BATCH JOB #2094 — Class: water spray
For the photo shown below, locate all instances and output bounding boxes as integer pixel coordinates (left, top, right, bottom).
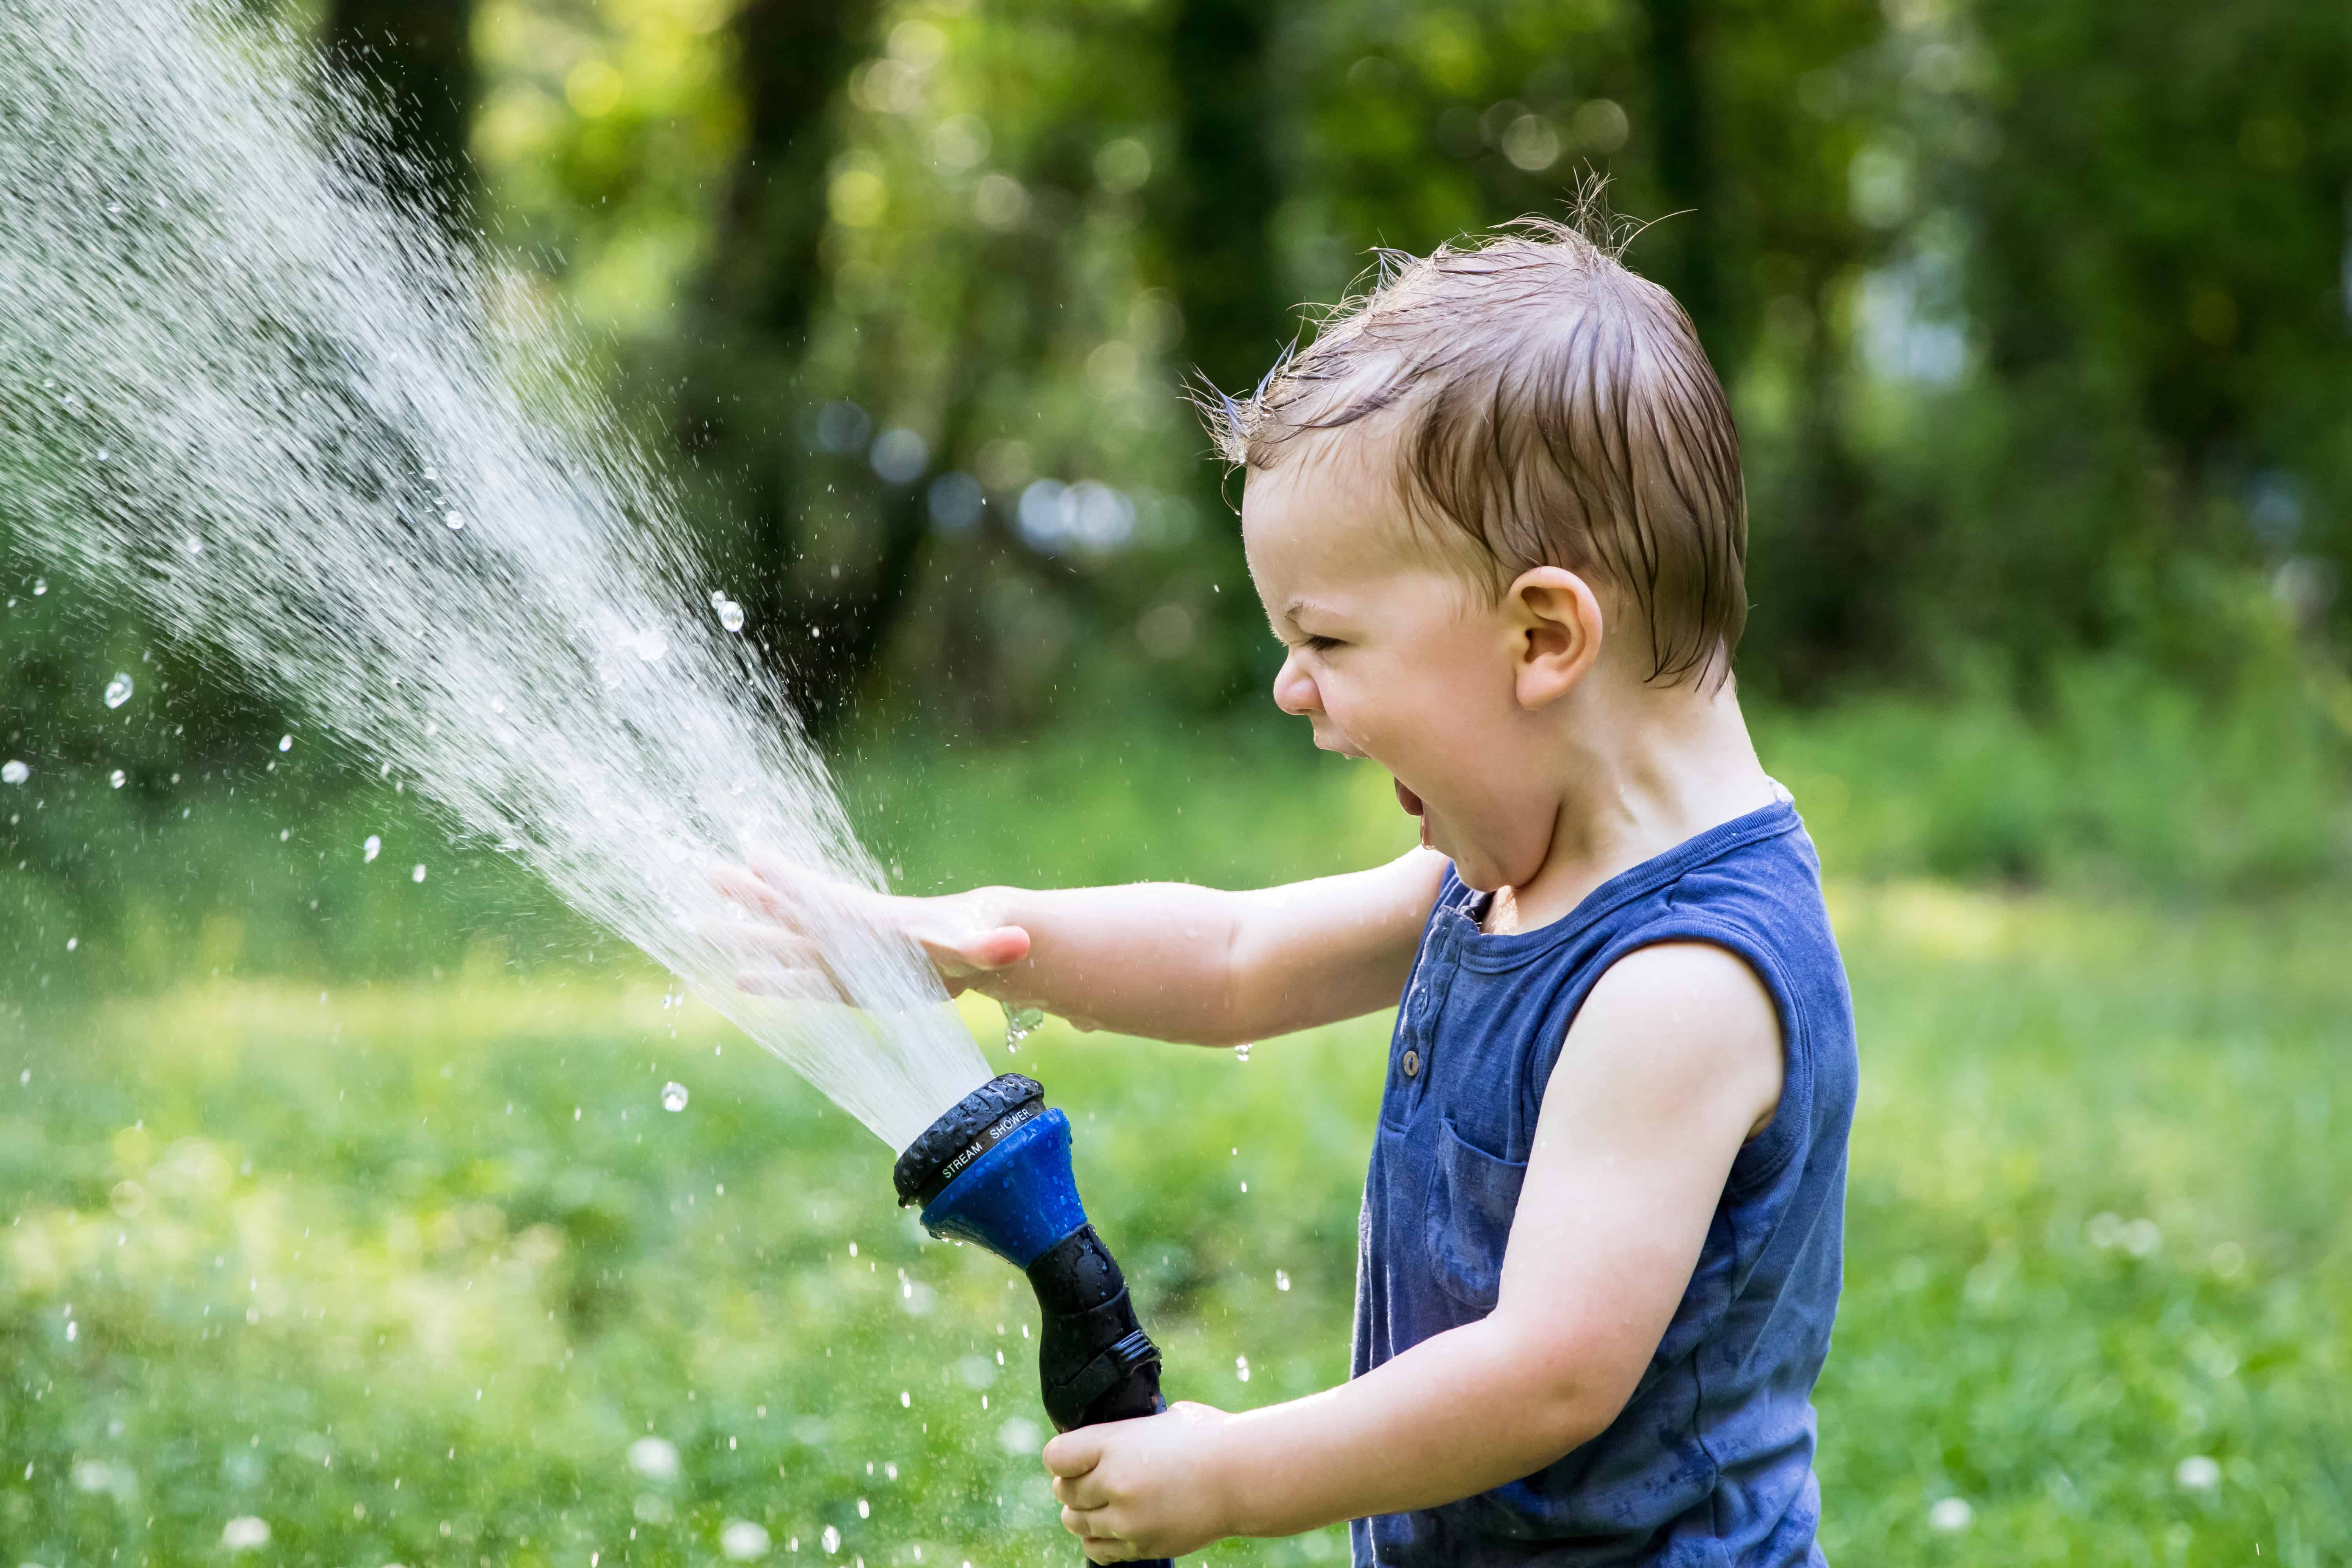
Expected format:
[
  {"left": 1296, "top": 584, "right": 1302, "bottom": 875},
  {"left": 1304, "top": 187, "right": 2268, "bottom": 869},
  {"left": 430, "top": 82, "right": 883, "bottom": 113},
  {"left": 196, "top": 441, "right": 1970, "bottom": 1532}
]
[
  {"left": 895, "top": 1074, "right": 1176, "bottom": 1568},
  {"left": 3, "top": 7, "right": 1173, "bottom": 1557}
]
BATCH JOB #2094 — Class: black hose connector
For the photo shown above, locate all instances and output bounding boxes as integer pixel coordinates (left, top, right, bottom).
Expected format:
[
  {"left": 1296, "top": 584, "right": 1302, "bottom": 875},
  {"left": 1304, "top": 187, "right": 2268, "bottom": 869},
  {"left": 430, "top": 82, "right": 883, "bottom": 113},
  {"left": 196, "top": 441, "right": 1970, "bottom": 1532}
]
[{"left": 1027, "top": 1223, "right": 1166, "bottom": 1431}]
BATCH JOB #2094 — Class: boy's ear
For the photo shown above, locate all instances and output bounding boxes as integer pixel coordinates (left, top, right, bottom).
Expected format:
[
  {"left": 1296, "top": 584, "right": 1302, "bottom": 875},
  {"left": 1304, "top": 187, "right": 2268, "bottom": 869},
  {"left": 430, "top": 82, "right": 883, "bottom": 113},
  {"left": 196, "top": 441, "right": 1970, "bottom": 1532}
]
[{"left": 1504, "top": 566, "right": 1603, "bottom": 709}]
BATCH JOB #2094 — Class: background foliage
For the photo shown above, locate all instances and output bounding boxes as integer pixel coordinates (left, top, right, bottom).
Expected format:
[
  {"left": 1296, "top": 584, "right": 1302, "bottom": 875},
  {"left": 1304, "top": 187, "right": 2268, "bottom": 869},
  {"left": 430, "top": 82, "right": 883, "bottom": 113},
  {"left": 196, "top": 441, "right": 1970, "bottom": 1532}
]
[{"left": 5, "top": 0, "right": 2352, "bottom": 1563}]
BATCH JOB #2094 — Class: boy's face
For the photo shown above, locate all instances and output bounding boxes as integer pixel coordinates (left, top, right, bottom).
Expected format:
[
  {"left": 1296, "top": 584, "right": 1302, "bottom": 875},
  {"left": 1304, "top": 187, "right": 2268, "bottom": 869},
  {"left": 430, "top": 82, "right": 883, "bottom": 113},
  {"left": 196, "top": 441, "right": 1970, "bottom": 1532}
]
[{"left": 1240, "top": 430, "right": 1575, "bottom": 893}]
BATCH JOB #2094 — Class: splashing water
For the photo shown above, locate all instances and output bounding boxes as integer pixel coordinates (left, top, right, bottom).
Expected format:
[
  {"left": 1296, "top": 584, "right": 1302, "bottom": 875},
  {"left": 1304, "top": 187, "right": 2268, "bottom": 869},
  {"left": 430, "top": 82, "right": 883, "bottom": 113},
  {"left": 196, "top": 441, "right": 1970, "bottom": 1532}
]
[
  {"left": 661, "top": 1081, "right": 690, "bottom": 1113},
  {"left": 103, "top": 672, "right": 134, "bottom": 709},
  {"left": 1000, "top": 1000, "right": 1045, "bottom": 1049},
  {"left": 0, "top": 0, "right": 989, "bottom": 1149}
]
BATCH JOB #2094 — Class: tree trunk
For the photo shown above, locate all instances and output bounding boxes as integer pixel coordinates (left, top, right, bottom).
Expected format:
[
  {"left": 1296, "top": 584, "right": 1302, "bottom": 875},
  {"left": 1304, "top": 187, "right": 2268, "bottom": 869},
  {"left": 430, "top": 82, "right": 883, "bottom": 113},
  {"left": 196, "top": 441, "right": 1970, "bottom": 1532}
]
[
  {"left": 1641, "top": 0, "right": 1721, "bottom": 362},
  {"left": 321, "top": 0, "right": 478, "bottom": 236},
  {"left": 1160, "top": 0, "right": 1290, "bottom": 398},
  {"left": 673, "top": 0, "right": 886, "bottom": 728}
]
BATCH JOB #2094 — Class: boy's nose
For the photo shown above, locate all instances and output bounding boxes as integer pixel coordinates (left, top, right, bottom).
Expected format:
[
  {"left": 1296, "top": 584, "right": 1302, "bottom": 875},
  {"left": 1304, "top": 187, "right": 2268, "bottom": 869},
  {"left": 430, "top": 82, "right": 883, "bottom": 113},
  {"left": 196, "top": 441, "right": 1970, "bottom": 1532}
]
[{"left": 1272, "top": 653, "right": 1321, "bottom": 717}]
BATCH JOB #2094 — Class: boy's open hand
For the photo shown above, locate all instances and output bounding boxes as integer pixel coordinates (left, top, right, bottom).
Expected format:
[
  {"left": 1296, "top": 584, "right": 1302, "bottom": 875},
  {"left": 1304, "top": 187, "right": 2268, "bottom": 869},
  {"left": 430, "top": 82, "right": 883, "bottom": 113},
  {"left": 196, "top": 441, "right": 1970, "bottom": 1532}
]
[
  {"left": 1044, "top": 1403, "right": 1238, "bottom": 1563},
  {"left": 708, "top": 851, "right": 1031, "bottom": 1002}
]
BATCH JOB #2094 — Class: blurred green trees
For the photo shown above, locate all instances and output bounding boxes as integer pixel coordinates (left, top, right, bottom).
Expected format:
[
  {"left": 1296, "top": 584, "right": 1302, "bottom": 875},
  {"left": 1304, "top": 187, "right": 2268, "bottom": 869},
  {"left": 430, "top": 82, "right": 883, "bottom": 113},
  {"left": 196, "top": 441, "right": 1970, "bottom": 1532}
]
[
  {"left": 5, "top": 0, "right": 2350, "bottom": 884},
  {"left": 16, "top": 0, "right": 2352, "bottom": 719},
  {"left": 446, "top": 0, "right": 2352, "bottom": 715}
]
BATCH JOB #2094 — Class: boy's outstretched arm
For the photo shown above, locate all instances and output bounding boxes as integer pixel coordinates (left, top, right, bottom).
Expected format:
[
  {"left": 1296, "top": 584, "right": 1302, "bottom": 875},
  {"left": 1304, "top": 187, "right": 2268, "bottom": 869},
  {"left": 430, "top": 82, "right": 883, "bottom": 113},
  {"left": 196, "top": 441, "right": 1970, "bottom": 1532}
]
[
  {"left": 713, "top": 847, "right": 1448, "bottom": 1047},
  {"left": 1042, "top": 941, "right": 1786, "bottom": 1563}
]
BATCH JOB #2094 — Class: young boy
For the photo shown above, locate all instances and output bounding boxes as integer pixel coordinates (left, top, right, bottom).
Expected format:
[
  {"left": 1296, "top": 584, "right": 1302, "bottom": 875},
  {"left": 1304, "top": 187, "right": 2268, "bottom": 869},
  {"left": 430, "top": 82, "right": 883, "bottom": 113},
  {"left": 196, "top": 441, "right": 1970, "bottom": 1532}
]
[{"left": 731, "top": 218, "right": 1854, "bottom": 1566}]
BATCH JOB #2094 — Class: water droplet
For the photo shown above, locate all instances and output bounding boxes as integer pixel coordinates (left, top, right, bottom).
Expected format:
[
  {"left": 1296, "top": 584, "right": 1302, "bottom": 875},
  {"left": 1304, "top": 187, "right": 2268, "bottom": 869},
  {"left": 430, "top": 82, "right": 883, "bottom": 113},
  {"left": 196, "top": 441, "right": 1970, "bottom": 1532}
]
[
  {"left": 1927, "top": 1497, "right": 1972, "bottom": 1532},
  {"left": 363, "top": 835, "right": 381, "bottom": 862},
  {"left": 109, "top": 769, "right": 126, "bottom": 789},
  {"left": 410, "top": 864, "right": 427, "bottom": 883},
  {"left": 0, "top": 760, "right": 25, "bottom": 785},
  {"left": 1000, "top": 1001, "right": 1044, "bottom": 1048},
  {"left": 1234, "top": 1355, "right": 1250, "bottom": 1382},
  {"left": 94, "top": 446, "right": 109, "bottom": 463},
  {"left": 722, "top": 1519, "right": 772, "bottom": 1561},
  {"left": 31, "top": 578, "right": 47, "bottom": 595},
  {"left": 444, "top": 510, "right": 465, "bottom": 530},
  {"left": 103, "top": 673, "right": 134, "bottom": 708},
  {"left": 626, "top": 1436, "right": 680, "bottom": 1481},
  {"left": 719, "top": 599, "right": 746, "bottom": 633},
  {"left": 1275, "top": 1269, "right": 1290, "bottom": 1291},
  {"left": 661, "top": 1082, "right": 689, "bottom": 1113},
  {"left": 2175, "top": 1455, "right": 2221, "bottom": 1491},
  {"left": 898, "top": 1390, "right": 911, "bottom": 1407},
  {"left": 278, "top": 734, "right": 294, "bottom": 752},
  {"left": 822, "top": 1526, "right": 842, "bottom": 1555},
  {"left": 1235, "top": 1042, "right": 1252, "bottom": 1062},
  {"left": 857, "top": 1499, "right": 870, "bottom": 1519},
  {"left": 221, "top": 1515, "right": 271, "bottom": 1550}
]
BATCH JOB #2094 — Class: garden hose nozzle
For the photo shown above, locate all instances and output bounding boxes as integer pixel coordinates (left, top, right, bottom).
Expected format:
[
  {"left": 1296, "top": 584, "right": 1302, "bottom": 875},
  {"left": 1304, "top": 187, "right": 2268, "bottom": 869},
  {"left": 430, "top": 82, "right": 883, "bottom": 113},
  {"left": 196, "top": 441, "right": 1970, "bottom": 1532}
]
[{"left": 895, "top": 1074, "right": 1174, "bottom": 1565}]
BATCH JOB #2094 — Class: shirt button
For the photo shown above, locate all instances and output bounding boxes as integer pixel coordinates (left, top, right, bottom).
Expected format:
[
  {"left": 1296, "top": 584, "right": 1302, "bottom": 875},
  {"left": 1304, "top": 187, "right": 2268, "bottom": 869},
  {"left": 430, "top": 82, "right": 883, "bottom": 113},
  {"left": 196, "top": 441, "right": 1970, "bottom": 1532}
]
[{"left": 1401, "top": 1049, "right": 1420, "bottom": 1078}]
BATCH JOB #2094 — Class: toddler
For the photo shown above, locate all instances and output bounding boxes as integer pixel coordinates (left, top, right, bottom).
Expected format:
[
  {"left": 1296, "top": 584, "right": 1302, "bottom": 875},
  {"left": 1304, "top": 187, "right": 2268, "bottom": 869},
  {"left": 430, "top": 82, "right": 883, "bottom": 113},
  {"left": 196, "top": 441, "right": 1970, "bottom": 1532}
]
[{"left": 726, "top": 216, "right": 1855, "bottom": 1567}]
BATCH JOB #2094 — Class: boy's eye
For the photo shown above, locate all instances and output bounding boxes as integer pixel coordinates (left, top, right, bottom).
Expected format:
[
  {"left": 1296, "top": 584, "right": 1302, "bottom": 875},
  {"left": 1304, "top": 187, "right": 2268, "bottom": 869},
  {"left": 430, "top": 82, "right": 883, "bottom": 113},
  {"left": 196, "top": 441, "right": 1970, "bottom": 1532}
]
[{"left": 1302, "top": 634, "right": 1342, "bottom": 652}]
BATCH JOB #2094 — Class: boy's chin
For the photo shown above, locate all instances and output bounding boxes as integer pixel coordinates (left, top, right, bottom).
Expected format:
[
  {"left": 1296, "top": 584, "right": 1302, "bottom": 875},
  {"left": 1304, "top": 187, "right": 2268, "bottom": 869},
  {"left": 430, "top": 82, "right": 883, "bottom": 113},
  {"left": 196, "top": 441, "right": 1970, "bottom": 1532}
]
[{"left": 1443, "top": 840, "right": 1541, "bottom": 895}]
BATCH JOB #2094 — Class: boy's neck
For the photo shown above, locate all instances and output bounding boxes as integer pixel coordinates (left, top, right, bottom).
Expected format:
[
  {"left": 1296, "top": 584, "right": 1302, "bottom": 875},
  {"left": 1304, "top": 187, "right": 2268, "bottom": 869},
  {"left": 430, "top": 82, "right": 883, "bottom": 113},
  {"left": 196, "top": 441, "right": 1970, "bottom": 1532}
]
[{"left": 1485, "top": 672, "right": 1777, "bottom": 936}]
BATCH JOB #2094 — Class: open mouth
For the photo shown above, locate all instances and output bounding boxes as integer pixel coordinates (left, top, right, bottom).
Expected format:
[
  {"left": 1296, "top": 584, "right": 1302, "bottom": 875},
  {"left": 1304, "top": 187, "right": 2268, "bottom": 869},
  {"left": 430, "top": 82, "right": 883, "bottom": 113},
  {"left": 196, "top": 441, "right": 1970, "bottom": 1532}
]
[{"left": 1394, "top": 776, "right": 1432, "bottom": 848}]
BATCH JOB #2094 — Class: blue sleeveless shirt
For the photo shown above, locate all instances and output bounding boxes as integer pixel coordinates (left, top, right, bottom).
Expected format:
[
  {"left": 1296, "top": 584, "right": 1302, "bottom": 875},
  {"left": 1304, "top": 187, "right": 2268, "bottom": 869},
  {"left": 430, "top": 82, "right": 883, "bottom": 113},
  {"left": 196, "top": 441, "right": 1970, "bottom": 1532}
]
[{"left": 1350, "top": 797, "right": 1854, "bottom": 1567}]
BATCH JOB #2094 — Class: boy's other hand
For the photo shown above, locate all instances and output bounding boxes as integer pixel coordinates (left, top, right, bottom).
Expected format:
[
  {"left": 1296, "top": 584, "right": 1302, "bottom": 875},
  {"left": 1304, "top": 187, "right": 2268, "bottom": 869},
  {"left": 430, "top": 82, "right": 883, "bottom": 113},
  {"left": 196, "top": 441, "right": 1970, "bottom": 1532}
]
[
  {"left": 708, "top": 851, "right": 1031, "bottom": 1002},
  {"left": 1044, "top": 1402, "right": 1240, "bottom": 1562}
]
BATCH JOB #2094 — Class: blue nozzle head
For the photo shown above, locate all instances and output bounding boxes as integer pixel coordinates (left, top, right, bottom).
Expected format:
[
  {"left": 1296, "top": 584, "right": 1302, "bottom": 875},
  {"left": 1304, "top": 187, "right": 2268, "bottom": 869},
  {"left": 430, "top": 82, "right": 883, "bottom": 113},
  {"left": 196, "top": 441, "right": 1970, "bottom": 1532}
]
[
  {"left": 893, "top": 1073, "right": 1169, "bottom": 1457},
  {"left": 893, "top": 1073, "right": 1088, "bottom": 1267}
]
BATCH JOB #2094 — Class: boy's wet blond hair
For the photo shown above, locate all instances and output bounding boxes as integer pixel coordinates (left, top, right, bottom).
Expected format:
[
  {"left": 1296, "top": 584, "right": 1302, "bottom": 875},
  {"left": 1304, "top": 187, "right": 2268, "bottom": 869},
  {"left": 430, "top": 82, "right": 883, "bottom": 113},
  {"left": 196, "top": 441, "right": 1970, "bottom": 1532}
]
[{"left": 1206, "top": 205, "right": 1747, "bottom": 687}]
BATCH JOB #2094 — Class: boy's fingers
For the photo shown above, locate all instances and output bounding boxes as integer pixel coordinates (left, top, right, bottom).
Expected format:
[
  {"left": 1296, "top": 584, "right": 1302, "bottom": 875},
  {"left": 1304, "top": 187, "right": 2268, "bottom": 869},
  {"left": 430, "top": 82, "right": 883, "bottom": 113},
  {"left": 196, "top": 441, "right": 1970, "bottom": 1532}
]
[
  {"left": 944, "top": 924, "right": 1031, "bottom": 975},
  {"left": 1059, "top": 1504, "right": 1126, "bottom": 1543},
  {"left": 1041, "top": 1429, "right": 1100, "bottom": 1478},
  {"left": 1078, "top": 1533, "right": 1136, "bottom": 1564},
  {"left": 700, "top": 918, "right": 828, "bottom": 968},
  {"left": 744, "top": 850, "right": 878, "bottom": 920},
  {"left": 734, "top": 964, "right": 848, "bottom": 1004},
  {"left": 707, "top": 862, "right": 799, "bottom": 927},
  {"left": 1050, "top": 1471, "right": 1110, "bottom": 1510}
]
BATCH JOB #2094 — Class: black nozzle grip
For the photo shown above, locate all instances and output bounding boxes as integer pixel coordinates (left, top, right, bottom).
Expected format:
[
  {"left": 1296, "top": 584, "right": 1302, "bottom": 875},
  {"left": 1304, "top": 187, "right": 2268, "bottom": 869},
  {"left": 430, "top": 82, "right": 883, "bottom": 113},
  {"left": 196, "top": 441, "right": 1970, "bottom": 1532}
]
[
  {"left": 1027, "top": 1225, "right": 1176, "bottom": 1566},
  {"left": 1027, "top": 1224, "right": 1165, "bottom": 1429}
]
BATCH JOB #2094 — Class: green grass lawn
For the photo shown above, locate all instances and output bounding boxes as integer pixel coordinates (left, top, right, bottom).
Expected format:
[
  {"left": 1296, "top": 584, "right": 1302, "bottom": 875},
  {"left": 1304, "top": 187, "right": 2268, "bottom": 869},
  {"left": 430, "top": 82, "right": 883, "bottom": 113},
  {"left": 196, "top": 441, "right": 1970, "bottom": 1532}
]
[
  {"left": 3, "top": 716, "right": 2349, "bottom": 1566},
  {"left": 4, "top": 879, "right": 2347, "bottom": 1566}
]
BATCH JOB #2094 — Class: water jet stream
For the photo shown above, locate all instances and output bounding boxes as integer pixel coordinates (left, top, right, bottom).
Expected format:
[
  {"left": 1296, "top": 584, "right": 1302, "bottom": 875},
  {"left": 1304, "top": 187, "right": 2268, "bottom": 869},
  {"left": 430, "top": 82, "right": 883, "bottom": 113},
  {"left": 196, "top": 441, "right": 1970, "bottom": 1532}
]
[
  {"left": 0, "top": 4, "right": 1176, "bottom": 1545},
  {"left": 0, "top": 0, "right": 986, "bottom": 1148}
]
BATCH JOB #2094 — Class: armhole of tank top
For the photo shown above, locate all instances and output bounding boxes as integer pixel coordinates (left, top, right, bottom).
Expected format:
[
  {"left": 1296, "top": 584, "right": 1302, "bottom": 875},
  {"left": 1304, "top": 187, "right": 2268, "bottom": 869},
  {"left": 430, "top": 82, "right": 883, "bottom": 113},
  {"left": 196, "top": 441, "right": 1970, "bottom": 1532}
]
[{"left": 1537, "top": 920, "right": 1813, "bottom": 1193}]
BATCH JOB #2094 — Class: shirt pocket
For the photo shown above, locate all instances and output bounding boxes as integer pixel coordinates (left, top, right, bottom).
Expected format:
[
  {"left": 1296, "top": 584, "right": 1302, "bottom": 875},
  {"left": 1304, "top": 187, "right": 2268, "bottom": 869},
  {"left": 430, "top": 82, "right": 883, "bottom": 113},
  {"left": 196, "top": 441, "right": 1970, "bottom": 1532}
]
[{"left": 1421, "top": 1117, "right": 1528, "bottom": 1313}]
